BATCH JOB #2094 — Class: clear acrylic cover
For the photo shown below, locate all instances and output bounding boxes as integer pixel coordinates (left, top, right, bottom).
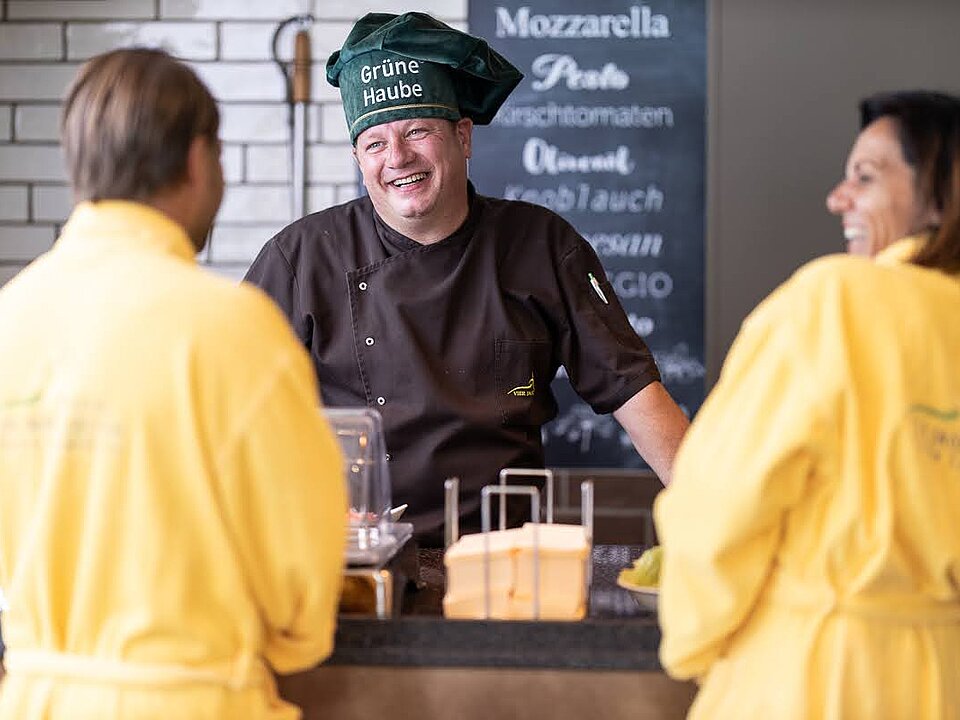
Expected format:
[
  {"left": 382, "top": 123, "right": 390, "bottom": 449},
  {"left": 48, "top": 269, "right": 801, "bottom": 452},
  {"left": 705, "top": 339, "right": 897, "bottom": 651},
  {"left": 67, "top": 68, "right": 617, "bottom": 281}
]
[{"left": 322, "top": 407, "right": 410, "bottom": 566}]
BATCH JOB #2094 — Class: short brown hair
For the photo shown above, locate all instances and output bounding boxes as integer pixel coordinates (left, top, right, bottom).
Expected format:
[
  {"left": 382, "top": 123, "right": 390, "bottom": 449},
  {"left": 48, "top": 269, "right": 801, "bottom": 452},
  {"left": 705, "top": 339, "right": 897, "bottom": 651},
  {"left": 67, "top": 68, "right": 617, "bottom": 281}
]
[
  {"left": 61, "top": 47, "right": 219, "bottom": 202},
  {"left": 860, "top": 91, "right": 960, "bottom": 273}
]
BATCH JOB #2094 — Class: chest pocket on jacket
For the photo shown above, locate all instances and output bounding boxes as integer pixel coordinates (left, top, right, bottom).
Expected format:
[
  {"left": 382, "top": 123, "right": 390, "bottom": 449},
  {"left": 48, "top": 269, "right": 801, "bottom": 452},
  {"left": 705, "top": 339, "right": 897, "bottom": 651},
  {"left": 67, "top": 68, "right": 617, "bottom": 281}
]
[{"left": 495, "top": 339, "right": 554, "bottom": 426}]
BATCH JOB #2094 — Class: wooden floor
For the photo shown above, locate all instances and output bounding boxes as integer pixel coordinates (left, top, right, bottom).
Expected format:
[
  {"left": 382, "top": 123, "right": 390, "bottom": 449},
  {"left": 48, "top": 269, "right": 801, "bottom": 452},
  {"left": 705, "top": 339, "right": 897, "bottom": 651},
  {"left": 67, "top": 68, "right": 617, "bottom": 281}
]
[{"left": 278, "top": 665, "right": 697, "bottom": 720}]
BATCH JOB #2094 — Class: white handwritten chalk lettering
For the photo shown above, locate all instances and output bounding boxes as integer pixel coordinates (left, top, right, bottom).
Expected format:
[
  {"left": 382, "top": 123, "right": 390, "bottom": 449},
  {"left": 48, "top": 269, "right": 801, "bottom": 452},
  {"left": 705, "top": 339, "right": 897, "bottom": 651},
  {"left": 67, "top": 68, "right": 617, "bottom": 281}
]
[
  {"left": 503, "top": 183, "right": 580, "bottom": 211},
  {"left": 589, "top": 185, "right": 663, "bottom": 212},
  {"left": 362, "top": 80, "right": 424, "bottom": 107},
  {"left": 503, "top": 182, "right": 664, "bottom": 213},
  {"left": 522, "top": 138, "right": 635, "bottom": 175},
  {"left": 496, "top": 6, "right": 670, "bottom": 39},
  {"left": 546, "top": 403, "right": 619, "bottom": 453},
  {"left": 627, "top": 313, "right": 655, "bottom": 337},
  {"left": 653, "top": 344, "right": 706, "bottom": 384},
  {"left": 360, "top": 57, "right": 421, "bottom": 83},
  {"left": 584, "top": 231, "right": 663, "bottom": 257},
  {"left": 609, "top": 270, "right": 673, "bottom": 299},
  {"left": 530, "top": 54, "right": 629, "bottom": 91},
  {"left": 494, "top": 103, "right": 674, "bottom": 129}
]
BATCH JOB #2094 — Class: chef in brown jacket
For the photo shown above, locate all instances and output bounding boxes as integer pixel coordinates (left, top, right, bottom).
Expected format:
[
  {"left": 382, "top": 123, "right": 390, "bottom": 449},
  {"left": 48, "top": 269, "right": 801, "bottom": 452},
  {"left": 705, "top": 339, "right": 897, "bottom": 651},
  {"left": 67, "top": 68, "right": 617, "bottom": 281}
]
[{"left": 245, "top": 11, "right": 690, "bottom": 546}]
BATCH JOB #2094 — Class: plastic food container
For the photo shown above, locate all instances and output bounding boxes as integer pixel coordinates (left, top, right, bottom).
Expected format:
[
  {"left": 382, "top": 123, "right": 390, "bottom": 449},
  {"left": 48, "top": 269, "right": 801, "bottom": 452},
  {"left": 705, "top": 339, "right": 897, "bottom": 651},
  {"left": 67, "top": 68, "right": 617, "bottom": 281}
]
[{"left": 323, "top": 407, "right": 412, "bottom": 566}]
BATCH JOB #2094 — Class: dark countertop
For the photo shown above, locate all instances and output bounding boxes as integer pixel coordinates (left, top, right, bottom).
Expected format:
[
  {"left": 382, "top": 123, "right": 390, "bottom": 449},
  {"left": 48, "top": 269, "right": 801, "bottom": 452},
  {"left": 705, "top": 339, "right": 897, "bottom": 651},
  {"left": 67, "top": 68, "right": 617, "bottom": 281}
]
[{"left": 328, "top": 544, "right": 665, "bottom": 671}]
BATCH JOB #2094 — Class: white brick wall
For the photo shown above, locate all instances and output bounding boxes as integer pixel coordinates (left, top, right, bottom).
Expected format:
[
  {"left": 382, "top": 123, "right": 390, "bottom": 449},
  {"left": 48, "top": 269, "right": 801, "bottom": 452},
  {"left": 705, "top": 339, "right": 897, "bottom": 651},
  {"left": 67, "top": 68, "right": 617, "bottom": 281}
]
[
  {"left": 0, "top": 24, "right": 63, "bottom": 60},
  {"left": 160, "top": 0, "right": 314, "bottom": 21},
  {"left": 0, "top": 187, "right": 29, "bottom": 222},
  {"left": 0, "top": 65, "right": 81, "bottom": 101},
  {"left": 0, "top": 265, "right": 21, "bottom": 286},
  {"left": 219, "top": 104, "right": 288, "bottom": 143},
  {"left": 0, "top": 105, "right": 11, "bottom": 141},
  {"left": 15, "top": 105, "right": 60, "bottom": 142},
  {"left": 246, "top": 145, "right": 290, "bottom": 183},
  {"left": 313, "top": 103, "right": 350, "bottom": 144},
  {"left": 191, "top": 62, "right": 287, "bottom": 102},
  {"left": 209, "top": 224, "right": 284, "bottom": 263},
  {"left": 219, "top": 185, "right": 290, "bottom": 224},
  {"left": 307, "top": 144, "right": 356, "bottom": 183},
  {"left": 316, "top": 0, "right": 465, "bottom": 20},
  {"left": 219, "top": 22, "right": 277, "bottom": 62},
  {"left": 0, "top": 225, "right": 56, "bottom": 260},
  {"left": 221, "top": 145, "right": 244, "bottom": 184},
  {"left": 67, "top": 23, "right": 218, "bottom": 61},
  {"left": 8, "top": 1, "right": 154, "bottom": 20},
  {"left": 308, "top": 185, "right": 337, "bottom": 213},
  {"left": 220, "top": 21, "right": 353, "bottom": 62},
  {"left": 0, "top": 0, "right": 467, "bottom": 287},
  {"left": 0, "top": 146, "right": 67, "bottom": 182},
  {"left": 32, "top": 185, "right": 72, "bottom": 223}
]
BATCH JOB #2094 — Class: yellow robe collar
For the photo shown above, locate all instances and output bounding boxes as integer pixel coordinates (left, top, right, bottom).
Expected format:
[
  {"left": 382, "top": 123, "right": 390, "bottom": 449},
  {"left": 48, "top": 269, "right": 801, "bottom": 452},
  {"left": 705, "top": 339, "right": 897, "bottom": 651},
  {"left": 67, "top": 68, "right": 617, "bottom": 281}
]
[
  {"left": 874, "top": 235, "right": 927, "bottom": 267},
  {"left": 57, "top": 200, "right": 197, "bottom": 263}
]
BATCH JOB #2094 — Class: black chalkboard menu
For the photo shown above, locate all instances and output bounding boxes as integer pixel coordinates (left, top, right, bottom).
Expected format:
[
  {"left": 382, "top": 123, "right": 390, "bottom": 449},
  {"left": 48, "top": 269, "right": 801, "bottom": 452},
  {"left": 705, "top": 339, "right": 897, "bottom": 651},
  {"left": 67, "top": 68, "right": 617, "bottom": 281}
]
[{"left": 468, "top": 0, "right": 706, "bottom": 469}]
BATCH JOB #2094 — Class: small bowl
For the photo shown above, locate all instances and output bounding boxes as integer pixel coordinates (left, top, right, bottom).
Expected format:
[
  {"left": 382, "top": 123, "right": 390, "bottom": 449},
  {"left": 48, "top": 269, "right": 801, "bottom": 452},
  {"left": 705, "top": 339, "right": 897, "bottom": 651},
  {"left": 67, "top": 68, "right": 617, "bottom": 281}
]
[{"left": 616, "top": 577, "right": 659, "bottom": 612}]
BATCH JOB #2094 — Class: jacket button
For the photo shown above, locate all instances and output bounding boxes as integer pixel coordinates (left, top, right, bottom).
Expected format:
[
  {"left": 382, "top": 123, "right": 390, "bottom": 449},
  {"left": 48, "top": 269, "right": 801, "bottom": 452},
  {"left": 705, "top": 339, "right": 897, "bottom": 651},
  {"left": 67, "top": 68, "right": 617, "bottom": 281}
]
[
  {"left": 385, "top": 453, "right": 391, "bottom": 461},
  {"left": 359, "top": 282, "right": 368, "bottom": 291},
  {"left": 376, "top": 396, "right": 385, "bottom": 405},
  {"left": 365, "top": 337, "right": 375, "bottom": 346}
]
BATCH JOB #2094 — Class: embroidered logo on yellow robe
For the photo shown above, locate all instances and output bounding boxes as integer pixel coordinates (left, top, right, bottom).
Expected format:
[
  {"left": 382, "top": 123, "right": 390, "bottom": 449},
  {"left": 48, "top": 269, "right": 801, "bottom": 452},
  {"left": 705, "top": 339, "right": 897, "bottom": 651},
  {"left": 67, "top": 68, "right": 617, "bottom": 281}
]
[{"left": 909, "top": 403, "right": 960, "bottom": 468}]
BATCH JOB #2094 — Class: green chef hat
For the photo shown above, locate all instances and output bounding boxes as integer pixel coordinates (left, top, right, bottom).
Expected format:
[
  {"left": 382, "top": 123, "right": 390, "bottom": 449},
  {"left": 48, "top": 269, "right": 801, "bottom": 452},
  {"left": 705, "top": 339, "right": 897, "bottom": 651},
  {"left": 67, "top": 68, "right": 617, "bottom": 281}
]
[{"left": 326, "top": 12, "right": 523, "bottom": 143}]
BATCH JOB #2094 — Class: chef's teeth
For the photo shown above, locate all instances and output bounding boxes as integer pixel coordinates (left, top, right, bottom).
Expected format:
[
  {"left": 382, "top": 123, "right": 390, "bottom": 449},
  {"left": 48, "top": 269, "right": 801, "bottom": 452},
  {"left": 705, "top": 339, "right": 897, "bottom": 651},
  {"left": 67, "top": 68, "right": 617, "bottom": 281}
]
[
  {"left": 844, "top": 227, "right": 864, "bottom": 240},
  {"left": 393, "top": 173, "right": 427, "bottom": 187}
]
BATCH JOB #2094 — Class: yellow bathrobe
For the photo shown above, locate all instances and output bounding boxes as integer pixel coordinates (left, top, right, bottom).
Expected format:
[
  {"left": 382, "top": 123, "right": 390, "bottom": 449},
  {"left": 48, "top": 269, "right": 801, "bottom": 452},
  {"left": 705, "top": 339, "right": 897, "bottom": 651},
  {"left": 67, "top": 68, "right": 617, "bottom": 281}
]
[
  {"left": 0, "top": 202, "right": 346, "bottom": 719},
  {"left": 656, "top": 238, "right": 960, "bottom": 719}
]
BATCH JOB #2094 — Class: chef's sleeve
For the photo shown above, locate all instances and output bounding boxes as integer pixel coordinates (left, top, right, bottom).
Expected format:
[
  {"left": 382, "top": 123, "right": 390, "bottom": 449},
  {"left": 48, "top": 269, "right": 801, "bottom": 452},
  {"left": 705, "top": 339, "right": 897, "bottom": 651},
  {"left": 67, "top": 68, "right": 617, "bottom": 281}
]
[
  {"left": 556, "top": 240, "right": 661, "bottom": 414},
  {"left": 245, "top": 239, "right": 310, "bottom": 343},
  {"left": 653, "top": 277, "right": 828, "bottom": 680},
  {"left": 215, "top": 340, "right": 347, "bottom": 674}
]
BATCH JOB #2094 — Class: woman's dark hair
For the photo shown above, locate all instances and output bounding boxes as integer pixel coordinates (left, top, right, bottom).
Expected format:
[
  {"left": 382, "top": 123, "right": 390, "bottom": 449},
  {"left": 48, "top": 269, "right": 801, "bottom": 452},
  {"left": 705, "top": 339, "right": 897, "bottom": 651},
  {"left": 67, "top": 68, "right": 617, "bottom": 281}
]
[
  {"left": 61, "top": 48, "right": 219, "bottom": 203},
  {"left": 860, "top": 90, "right": 960, "bottom": 272}
]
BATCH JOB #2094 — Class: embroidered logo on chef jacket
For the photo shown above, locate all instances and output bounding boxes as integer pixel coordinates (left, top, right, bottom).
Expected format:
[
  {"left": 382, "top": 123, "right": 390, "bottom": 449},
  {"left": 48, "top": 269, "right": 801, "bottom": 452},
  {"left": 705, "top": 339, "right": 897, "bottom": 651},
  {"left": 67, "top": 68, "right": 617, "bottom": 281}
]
[{"left": 507, "top": 373, "right": 535, "bottom": 397}]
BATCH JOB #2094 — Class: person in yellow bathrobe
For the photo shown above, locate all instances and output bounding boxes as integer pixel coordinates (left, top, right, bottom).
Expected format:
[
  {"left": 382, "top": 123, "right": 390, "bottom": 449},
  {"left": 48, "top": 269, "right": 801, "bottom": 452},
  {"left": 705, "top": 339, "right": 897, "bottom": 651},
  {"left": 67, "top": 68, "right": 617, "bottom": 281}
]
[
  {"left": 655, "top": 90, "right": 960, "bottom": 719},
  {"left": 0, "top": 49, "right": 346, "bottom": 719}
]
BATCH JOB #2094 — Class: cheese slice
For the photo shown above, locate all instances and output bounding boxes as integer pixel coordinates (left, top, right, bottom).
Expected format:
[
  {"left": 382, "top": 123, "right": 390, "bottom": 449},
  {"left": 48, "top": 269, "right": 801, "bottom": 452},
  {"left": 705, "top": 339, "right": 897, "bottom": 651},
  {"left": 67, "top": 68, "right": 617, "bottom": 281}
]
[{"left": 443, "top": 523, "right": 589, "bottom": 621}]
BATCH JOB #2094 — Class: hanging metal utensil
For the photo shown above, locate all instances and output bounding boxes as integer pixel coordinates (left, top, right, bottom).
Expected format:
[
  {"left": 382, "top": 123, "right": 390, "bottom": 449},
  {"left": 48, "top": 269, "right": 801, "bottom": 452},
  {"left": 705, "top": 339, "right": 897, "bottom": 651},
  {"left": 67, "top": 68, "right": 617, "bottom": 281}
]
[
  {"left": 291, "top": 27, "right": 311, "bottom": 220},
  {"left": 272, "top": 15, "right": 314, "bottom": 221}
]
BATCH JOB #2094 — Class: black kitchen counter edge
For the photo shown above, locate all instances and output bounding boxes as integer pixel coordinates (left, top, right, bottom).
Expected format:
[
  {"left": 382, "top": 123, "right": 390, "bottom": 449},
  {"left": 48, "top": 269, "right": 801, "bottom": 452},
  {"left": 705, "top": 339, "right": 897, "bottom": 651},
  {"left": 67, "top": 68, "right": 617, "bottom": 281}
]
[{"left": 325, "top": 544, "right": 665, "bottom": 671}]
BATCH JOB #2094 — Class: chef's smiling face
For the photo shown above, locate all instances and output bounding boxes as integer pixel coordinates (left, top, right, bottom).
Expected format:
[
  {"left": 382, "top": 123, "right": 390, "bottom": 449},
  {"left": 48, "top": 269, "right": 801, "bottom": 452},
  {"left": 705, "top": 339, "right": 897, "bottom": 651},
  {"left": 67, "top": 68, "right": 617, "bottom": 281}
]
[
  {"left": 826, "top": 116, "right": 939, "bottom": 257},
  {"left": 354, "top": 117, "right": 473, "bottom": 243}
]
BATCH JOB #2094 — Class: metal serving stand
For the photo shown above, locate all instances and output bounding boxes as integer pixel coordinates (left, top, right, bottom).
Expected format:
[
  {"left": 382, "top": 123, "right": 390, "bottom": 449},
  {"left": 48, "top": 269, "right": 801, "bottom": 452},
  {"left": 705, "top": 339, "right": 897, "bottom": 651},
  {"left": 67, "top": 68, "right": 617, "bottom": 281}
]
[{"left": 444, "top": 470, "right": 594, "bottom": 620}]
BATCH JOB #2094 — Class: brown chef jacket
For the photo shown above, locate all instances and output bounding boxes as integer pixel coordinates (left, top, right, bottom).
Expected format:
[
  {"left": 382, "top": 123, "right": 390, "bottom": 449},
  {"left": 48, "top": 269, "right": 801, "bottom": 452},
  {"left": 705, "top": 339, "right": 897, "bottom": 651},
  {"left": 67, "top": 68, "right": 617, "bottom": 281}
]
[{"left": 245, "top": 185, "right": 660, "bottom": 546}]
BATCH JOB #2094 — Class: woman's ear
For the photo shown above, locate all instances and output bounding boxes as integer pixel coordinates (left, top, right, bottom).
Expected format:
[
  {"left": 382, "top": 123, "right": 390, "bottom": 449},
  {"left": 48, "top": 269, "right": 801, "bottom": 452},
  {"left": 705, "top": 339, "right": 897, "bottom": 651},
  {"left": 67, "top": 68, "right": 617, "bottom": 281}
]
[{"left": 184, "top": 135, "right": 208, "bottom": 187}]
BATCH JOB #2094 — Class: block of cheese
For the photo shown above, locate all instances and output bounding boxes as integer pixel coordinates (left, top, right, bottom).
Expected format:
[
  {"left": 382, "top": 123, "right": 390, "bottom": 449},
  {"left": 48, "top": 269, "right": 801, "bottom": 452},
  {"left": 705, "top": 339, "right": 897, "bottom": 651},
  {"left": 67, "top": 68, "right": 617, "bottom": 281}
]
[
  {"left": 443, "top": 527, "right": 520, "bottom": 617},
  {"left": 512, "top": 523, "right": 589, "bottom": 620},
  {"left": 443, "top": 523, "right": 589, "bottom": 621}
]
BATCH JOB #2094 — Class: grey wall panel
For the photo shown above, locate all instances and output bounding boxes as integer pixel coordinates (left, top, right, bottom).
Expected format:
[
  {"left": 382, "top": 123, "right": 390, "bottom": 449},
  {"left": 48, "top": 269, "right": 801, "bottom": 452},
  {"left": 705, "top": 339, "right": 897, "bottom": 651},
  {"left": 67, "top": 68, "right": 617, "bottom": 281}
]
[{"left": 707, "top": 0, "right": 960, "bottom": 383}]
